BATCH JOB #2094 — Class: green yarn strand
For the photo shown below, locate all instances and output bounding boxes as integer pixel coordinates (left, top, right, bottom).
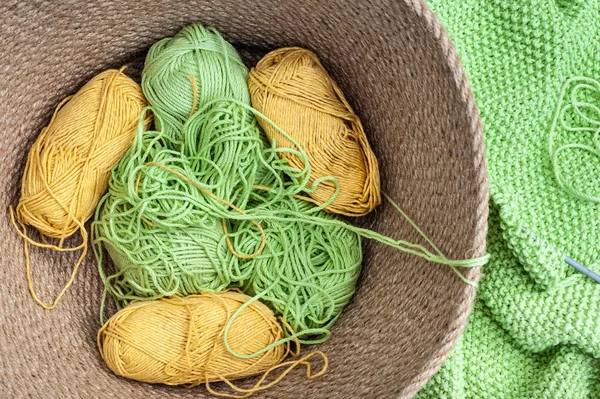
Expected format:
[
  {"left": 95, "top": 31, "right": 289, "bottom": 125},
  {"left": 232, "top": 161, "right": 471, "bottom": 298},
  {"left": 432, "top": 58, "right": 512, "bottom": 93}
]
[{"left": 549, "top": 76, "right": 600, "bottom": 203}]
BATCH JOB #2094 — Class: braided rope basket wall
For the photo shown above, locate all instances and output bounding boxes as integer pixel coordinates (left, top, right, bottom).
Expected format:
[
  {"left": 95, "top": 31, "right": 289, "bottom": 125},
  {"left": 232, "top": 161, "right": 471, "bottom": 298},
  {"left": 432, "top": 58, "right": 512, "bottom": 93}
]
[{"left": 0, "top": 0, "right": 488, "bottom": 397}]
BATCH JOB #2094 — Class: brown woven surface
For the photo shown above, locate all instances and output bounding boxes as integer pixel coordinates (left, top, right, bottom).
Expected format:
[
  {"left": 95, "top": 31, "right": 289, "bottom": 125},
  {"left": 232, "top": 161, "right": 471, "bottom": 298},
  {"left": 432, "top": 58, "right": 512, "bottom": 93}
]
[{"left": 0, "top": 1, "right": 488, "bottom": 398}]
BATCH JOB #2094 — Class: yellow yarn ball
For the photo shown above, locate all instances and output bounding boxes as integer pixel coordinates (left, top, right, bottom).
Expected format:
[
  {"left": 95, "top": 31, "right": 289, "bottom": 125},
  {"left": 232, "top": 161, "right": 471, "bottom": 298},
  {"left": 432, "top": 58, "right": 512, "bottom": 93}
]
[
  {"left": 10, "top": 67, "right": 150, "bottom": 309},
  {"left": 248, "top": 47, "right": 381, "bottom": 217},
  {"left": 16, "top": 68, "right": 148, "bottom": 238},
  {"left": 98, "top": 291, "right": 326, "bottom": 397}
]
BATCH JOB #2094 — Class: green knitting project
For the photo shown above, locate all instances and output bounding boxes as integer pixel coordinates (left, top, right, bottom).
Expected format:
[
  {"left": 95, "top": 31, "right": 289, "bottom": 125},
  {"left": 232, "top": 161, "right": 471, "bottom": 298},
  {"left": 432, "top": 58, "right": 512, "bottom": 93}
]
[
  {"left": 418, "top": 2, "right": 600, "bottom": 395},
  {"left": 417, "top": 207, "right": 600, "bottom": 399},
  {"left": 428, "top": 0, "right": 600, "bottom": 289}
]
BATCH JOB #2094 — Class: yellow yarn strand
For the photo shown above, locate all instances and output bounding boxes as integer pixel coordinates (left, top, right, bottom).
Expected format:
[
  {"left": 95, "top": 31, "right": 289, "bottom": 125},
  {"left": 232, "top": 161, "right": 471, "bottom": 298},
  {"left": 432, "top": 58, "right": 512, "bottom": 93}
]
[
  {"left": 98, "top": 291, "right": 327, "bottom": 398},
  {"left": 10, "top": 67, "right": 149, "bottom": 309},
  {"left": 248, "top": 47, "right": 381, "bottom": 217}
]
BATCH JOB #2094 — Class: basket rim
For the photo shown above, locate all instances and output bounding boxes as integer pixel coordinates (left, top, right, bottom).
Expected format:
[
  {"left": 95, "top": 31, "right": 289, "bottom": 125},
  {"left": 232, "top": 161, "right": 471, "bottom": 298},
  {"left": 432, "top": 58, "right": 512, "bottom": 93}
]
[{"left": 399, "top": 0, "right": 488, "bottom": 397}]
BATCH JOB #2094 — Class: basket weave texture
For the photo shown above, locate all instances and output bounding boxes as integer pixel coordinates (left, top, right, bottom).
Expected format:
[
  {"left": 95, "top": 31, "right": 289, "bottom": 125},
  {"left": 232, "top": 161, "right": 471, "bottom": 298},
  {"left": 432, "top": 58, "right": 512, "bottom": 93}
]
[{"left": 0, "top": 0, "right": 487, "bottom": 397}]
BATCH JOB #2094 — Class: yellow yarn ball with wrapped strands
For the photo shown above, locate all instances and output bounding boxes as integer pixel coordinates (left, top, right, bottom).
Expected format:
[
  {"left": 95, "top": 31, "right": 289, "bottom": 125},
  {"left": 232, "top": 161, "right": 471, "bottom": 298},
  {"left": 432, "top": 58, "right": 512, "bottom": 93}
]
[
  {"left": 98, "top": 290, "right": 327, "bottom": 398},
  {"left": 10, "top": 67, "right": 150, "bottom": 309},
  {"left": 248, "top": 47, "right": 381, "bottom": 217}
]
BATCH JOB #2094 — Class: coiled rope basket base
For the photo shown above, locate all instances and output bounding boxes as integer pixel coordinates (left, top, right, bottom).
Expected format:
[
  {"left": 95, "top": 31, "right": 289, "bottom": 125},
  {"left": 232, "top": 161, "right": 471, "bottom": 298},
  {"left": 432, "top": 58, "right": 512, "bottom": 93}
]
[{"left": 0, "top": 1, "right": 488, "bottom": 398}]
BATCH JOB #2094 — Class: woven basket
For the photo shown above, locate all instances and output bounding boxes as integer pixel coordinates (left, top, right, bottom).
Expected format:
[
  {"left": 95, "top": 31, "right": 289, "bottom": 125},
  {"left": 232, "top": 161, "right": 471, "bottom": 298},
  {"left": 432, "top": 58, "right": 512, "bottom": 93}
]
[{"left": 0, "top": 1, "right": 488, "bottom": 398}]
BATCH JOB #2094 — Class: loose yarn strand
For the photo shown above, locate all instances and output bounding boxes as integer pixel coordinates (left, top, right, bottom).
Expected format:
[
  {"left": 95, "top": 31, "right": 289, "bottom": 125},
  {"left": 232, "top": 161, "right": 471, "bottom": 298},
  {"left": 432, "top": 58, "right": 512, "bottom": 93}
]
[
  {"left": 223, "top": 284, "right": 331, "bottom": 359},
  {"left": 549, "top": 76, "right": 600, "bottom": 202},
  {"left": 143, "top": 159, "right": 487, "bottom": 272},
  {"left": 205, "top": 351, "right": 327, "bottom": 399},
  {"left": 9, "top": 207, "right": 88, "bottom": 309},
  {"left": 188, "top": 75, "right": 198, "bottom": 118},
  {"left": 382, "top": 192, "right": 477, "bottom": 286},
  {"left": 200, "top": 291, "right": 328, "bottom": 398}
]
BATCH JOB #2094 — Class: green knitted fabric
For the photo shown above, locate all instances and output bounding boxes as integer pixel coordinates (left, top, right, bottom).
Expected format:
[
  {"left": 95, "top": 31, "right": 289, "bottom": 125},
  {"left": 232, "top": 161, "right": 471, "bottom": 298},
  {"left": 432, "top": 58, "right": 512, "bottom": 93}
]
[
  {"left": 416, "top": 3, "right": 600, "bottom": 396},
  {"left": 417, "top": 207, "right": 600, "bottom": 399},
  {"left": 427, "top": 0, "right": 600, "bottom": 289},
  {"left": 417, "top": 303, "right": 600, "bottom": 399}
]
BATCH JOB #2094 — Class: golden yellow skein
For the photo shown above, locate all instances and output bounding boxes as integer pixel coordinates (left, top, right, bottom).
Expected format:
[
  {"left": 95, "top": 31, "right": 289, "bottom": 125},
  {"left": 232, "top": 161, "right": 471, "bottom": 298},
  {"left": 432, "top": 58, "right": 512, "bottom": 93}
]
[
  {"left": 98, "top": 291, "right": 327, "bottom": 398},
  {"left": 248, "top": 47, "right": 381, "bottom": 217},
  {"left": 10, "top": 67, "right": 150, "bottom": 309}
]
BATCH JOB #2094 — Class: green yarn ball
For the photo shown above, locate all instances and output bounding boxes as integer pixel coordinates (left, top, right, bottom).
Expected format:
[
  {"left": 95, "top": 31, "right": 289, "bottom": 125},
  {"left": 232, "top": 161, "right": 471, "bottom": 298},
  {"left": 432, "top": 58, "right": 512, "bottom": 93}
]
[
  {"left": 142, "top": 24, "right": 251, "bottom": 137},
  {"left": 97, "top": 203, "right": 242, "bottom": 304},
  {"left": 92, "top": 111, "right": 256, "bottom": 306},
  {"left": 234, "top": 197, "right": 362, "bottom": 343}
]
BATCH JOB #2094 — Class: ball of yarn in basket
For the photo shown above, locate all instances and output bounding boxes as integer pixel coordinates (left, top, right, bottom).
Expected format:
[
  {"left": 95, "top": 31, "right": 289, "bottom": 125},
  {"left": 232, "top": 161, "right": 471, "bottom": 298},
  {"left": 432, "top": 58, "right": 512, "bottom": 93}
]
[
  {"left": 96, "top": 203, "right": 242, "bottom": 304},
  {"left": 142, "top": 24, "right": 251, "bottom": 137},
  {"left": 248, "top": 47, "right": 381, "bottom": 217},
  {"left": 232, "top": 196, "right": 362, "bottom": 343},
  {"left": 98, "top": 290, "right": 327, "bottom": 397},
  {"left": 11, "top": 67, "right": 149, "bottom": 309},
  {"left": 15, "top": 68, "right": 147, "bottom": 240}
]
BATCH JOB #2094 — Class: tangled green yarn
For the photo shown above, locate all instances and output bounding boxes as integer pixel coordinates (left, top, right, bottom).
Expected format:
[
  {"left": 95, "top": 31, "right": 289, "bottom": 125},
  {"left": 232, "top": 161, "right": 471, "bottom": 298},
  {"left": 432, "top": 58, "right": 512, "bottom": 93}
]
[
  {"left": 92, "top": 114, "right": 242, "bottom": 304},
  {"left": 233, "top": 197, "right": 362, "bottom": 343},
  {"left": 92, "top": 102, "right": 348, "bottom": 315},
  {"left": 94, "top": 23, "right": 489, "bottom": 338}
]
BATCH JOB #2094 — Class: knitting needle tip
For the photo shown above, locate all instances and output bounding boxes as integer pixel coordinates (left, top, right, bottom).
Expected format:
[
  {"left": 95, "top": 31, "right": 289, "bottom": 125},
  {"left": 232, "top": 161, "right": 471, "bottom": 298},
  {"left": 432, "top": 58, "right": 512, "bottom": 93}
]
[{"left": 564, "top": 256, "right": 600, "bottom": 284}]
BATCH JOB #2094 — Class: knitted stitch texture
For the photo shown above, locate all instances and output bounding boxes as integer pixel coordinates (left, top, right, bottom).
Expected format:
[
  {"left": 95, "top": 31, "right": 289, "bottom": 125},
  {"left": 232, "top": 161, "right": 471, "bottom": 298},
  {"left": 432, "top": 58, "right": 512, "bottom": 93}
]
[
  {"left": 427, "top": 0, "right": 600, "bottom": 289},
  {"left": 417, "top": 207, "right": 600, "bottom": 399}
]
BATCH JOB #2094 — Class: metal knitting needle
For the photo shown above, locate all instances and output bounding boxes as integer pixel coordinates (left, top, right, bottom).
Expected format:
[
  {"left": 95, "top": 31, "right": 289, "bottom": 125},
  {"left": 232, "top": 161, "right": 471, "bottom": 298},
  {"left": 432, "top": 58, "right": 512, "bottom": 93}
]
[
  {"left": 564, "top": 256, "right": 600, "bottom": 284},
  {"left": 523, "top": 227, "right": 600, "bottom": 284}
]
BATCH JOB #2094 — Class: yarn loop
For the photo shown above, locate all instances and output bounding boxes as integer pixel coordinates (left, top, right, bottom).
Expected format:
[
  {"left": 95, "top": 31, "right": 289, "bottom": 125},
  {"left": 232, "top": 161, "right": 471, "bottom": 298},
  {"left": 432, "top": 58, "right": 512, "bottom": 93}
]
[{"left": 549, "top": 76, "right": 600, "bottom": 202}]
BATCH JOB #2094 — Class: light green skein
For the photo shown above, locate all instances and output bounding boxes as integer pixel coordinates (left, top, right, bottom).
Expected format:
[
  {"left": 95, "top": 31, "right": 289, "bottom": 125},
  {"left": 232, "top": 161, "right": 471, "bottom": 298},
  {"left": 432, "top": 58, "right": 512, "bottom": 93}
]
[
  {"left": 231, "top": 196, "right": 362, "bottom": 343},
  {"left": 91, "top": 125, "right": 241, "bottom": 309},
  {"left": 142, "top": 24, "right": 251, "bottom": 137},
  {"left": 96, "top": 197, "right": 241, "bottom": 307}
]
